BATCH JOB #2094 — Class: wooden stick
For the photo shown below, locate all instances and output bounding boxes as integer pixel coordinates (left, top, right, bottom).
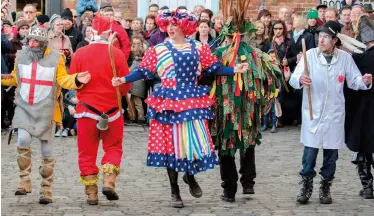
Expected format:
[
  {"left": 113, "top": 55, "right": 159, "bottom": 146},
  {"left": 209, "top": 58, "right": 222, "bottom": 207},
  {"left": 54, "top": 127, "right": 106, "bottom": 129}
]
[
  {"left": 302, "top": 38, "right": 313, "bottom": 120},
  {"left": 108, "top": 32, "right": 135, "bottom": 119}
]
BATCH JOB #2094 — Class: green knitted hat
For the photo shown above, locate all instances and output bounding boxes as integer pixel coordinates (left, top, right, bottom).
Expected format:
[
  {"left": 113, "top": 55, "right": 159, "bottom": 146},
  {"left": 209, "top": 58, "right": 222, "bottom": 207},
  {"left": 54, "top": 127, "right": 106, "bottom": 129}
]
[{"left": 307, "top": 9, "right": 318, "bottom": 20}]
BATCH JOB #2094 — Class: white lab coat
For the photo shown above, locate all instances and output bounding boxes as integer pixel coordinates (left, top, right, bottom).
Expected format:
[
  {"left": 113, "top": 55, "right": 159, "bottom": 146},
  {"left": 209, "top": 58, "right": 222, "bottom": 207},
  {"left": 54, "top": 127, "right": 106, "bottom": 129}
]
[{"left": 289, "top": 48, "right": 372, "bottom": 149}]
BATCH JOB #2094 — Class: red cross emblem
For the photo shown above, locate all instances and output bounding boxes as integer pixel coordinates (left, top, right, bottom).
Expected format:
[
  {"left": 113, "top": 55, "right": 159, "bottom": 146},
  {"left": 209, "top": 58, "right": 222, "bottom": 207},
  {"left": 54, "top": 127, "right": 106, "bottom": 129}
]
[{"left": 20, "top": 62, "right": 54, "bottom": 104}]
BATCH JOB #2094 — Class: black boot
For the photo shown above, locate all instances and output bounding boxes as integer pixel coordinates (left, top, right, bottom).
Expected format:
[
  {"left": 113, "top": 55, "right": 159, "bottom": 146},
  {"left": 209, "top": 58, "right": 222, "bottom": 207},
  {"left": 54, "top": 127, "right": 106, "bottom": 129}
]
[
  {"left": 221, "top": 190, "right": 235, "bottom": 202},
  {"left": 296, "top": 176, "right": 313, "bottom": 204},
  {"left": 357, "top": 161, "right": 374, "bottom": 199},
  {"left": 220, "top": 155, "right": 238, "bottom": 202},
  {"left": 183, "top": 173, "right": 202, "bottom": 198},
  {"left": 319, "top": 178, "right": 332, "bottom": 204},
  {"left": 167, "top": 168, "right": 184, "bottom": 208},
  {"left": 239, "top": 149, "right": 256, "bottom": 195}
]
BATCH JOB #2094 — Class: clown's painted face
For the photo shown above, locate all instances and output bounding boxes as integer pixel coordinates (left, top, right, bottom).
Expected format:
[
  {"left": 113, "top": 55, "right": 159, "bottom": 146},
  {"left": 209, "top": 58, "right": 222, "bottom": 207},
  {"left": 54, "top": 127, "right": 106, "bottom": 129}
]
[
  {"left": 167, "top": 22, "right": 183, "bottom": 39},
  {"left": 318, "top": 32, "right": 337, "bottom": 52}
]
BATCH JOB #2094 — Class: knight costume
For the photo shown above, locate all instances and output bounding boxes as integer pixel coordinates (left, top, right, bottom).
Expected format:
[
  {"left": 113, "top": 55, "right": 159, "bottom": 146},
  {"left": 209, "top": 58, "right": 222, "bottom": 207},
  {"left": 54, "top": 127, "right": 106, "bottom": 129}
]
[{"left": 1, "top": 25, "right": 84, "bottom": 204}]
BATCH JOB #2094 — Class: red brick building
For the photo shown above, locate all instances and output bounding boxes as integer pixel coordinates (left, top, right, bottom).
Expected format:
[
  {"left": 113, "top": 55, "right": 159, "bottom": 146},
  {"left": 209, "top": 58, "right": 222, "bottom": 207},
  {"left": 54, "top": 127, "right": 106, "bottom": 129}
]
[{"left": 226, "top": 0, "right": 322, "bottom": 20}]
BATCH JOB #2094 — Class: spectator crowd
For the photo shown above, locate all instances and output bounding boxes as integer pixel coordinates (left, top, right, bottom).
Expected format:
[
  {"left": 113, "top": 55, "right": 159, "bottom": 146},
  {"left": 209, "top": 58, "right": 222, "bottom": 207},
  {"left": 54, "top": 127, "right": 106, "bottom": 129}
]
[{"left": 1, "top": 0, "right": 374, "bottom": 136}]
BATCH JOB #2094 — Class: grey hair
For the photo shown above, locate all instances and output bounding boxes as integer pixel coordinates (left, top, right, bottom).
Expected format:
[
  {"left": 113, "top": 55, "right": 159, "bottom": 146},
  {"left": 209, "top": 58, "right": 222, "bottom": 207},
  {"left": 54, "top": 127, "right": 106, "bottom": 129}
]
[
  {"left": 194, "top": 5, "right": 205, "bottom": 10},
  {"left": 352, "top": 5, "right": 365, "bottom": 13},
  {"left": 20, "top": 39, "right": 48, "bottom": 62}
]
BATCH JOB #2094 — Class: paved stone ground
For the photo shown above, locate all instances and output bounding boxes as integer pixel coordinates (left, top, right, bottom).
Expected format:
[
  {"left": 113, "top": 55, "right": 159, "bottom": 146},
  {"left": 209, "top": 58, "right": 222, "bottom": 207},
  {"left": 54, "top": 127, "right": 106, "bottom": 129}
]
[{"left": 1, "top": 126, "right": 373, "bottom": 216}]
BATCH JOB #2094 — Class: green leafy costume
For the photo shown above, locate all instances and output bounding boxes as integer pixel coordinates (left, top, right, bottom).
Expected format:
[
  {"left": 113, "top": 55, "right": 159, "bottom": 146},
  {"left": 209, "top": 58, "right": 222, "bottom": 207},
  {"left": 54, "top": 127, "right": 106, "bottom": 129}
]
[{"left": 211, "top": 21, "right": 283, "bottom": 157}]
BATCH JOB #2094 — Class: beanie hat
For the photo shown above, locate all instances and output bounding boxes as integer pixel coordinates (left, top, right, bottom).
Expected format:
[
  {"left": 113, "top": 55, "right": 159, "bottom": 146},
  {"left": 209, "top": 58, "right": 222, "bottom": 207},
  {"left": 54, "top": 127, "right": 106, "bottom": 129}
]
[
  {"left": 37, "top": 14, "right": 50, "bottom": 25},
  {"left": 100, "top": 2, "right": 112, "bottom": 10},
  {"left": 48, "top": 14, "right": 63, "bottom": 36},
  {"left": 2, "top": 19, "right": 12, "bottom": 27},
  {"left": 49, "top": 14, "right": 62, "bottom": 26},
  {"left": 65, "top": 90, "right": 77, "bottom": 101},
  {"left": 307, "top": 9, "right": 318, "bottom": 20},
  {"left": 61, "top": 8, "right": 73, "bottom": 22},
  {"left": 16, "top": 20, "right": 29, "bottom": 30}
]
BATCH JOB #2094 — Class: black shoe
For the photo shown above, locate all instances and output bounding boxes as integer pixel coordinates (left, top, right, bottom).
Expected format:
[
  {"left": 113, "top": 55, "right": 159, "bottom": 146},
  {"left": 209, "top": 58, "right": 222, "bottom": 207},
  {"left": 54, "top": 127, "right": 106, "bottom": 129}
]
[
  {"left": 220, "top": 193, "right": 235, "bottom": 202},
  {"left": 171, "top": 185, "right": 184, "bottom": 208},
  {"left": 319, "top": 179, "right": 332, "bottom": 204},
  {"left": 87, "top": 199, "right": 98, "bottom": 205},
  {"left": 183, "top": 173, "right": 203, "bottom": 198},
  {"left": 360, "top": 188, "right": 374, "bottom": 199},
  {"left": 39, "top": 196, "right": 53, "bottom": 204},
  {"left": 243, "top": 187, "right": 255, "bottom": 194},
  {"left": 296, "top": 177, "right": 313, "bottom": 204},
  {"left": 102, "top": 187, "right": 119, "bottom": 200},
  {"left": 14, "top": 188, "right": 29, "bottom": 196}
]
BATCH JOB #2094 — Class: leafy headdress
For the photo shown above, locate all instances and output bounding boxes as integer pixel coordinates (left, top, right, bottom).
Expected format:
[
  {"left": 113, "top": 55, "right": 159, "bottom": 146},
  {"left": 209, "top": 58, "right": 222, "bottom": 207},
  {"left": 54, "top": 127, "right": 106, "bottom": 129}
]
[
  {"left": 216, "top": 0, "right": 256, "bottom": 68},
  {"left": 218, "top": 0, "right": 256, "bottom": 45}
]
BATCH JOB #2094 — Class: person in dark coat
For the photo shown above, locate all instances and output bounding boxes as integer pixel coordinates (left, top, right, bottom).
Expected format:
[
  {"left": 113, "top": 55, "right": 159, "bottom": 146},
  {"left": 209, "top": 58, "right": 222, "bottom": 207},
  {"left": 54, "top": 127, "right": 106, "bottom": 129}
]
[
  {"left": 263, "top": 20, "right": 291, "bottom": 127},
  {"left": 61, "top": 8, "right": 83, "bottom": 52},
  {"left": 1, "top": 31, "right": 12, "bottom": 129},
  {"left": 345, "top": 15, "right": 374, "bottom": 199},
  {"left": 282, "top": 14, "right": 315, "bottom": 126}
]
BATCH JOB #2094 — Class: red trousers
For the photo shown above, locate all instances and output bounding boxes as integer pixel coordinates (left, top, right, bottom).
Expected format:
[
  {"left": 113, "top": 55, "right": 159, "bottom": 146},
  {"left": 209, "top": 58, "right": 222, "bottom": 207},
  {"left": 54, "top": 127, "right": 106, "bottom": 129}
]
[{"left": 77, "top": 117, "right": 124, "bottom": 176}]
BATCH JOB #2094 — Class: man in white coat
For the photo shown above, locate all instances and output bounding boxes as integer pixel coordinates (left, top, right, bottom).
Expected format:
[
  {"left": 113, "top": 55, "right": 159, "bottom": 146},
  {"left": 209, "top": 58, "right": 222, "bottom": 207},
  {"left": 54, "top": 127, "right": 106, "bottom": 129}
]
[{"left": 289, "top": 21, "right": 373, "bottom": 205}]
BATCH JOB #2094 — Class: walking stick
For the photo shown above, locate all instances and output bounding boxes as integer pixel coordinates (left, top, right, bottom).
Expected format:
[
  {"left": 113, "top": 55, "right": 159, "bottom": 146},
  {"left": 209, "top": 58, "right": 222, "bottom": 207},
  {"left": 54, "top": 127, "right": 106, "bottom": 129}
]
[
  {"left": 108, "top": 32, "right": 135, "bottom": 118},
  {"left": 302, "top": 39, "right": 313, "bottom": 120}
]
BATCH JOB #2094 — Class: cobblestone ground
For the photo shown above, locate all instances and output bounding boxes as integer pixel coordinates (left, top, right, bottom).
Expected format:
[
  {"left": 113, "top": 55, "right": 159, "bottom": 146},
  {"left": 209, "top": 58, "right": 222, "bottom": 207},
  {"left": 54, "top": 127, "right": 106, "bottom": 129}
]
[{"left": 1, "top": 126, "right": 373, "bottom": 216}]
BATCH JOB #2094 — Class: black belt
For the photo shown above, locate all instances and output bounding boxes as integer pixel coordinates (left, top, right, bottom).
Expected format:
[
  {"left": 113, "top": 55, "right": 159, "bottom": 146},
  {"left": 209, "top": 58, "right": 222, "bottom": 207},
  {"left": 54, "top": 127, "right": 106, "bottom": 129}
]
[{"left": 80, "top": 102, "right": 118, "bottom": 116}]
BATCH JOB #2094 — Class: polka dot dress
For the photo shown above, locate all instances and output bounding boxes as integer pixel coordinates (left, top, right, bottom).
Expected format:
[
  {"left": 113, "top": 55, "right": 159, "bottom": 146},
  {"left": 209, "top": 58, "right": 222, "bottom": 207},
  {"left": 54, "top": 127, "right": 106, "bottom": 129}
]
[{"left": 137, "top": 40, "right": 223, "bottom": 175}]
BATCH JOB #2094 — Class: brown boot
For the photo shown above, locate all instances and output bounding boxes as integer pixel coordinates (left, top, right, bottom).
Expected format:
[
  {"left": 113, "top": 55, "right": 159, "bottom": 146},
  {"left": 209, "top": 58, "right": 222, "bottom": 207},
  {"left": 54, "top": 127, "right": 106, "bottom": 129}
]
[
  {"left": 15, "top": 147, "right": 32, "bottom": 195},
  {"left": 80, "top": 175, "right": 99, "bottom": 205},
  {"left": 101, "top": 164, "right": 120, "bottom": 200},
  {"left": 38, "top": 158, "right": 55, "bottom": 204}
]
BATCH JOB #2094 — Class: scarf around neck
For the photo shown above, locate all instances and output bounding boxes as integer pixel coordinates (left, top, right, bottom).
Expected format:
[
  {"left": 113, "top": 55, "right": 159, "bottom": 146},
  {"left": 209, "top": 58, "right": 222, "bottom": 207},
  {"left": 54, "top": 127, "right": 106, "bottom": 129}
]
[{"left": 293, "top": 29, "right": 305, "bottom": 42}]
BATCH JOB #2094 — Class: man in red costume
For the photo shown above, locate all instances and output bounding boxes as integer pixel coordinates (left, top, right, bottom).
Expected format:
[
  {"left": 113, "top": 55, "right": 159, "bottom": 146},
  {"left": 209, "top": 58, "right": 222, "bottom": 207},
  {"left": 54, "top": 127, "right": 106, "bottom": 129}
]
[{"left": 69, "top": 16, "right": 131, "bottom": 205}]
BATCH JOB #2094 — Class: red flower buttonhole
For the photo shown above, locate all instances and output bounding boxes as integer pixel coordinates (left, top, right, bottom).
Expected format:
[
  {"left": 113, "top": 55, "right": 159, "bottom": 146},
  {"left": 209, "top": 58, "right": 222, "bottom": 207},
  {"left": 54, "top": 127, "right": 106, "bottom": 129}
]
[{"left": 338, "top": 75, "right": 344, "bottom": 83}]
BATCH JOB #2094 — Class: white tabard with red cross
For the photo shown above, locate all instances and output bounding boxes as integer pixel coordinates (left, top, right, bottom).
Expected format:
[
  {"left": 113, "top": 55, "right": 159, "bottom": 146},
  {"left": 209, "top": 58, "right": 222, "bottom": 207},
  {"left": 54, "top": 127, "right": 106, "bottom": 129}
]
[{"left": 18, "top": 62, "right": 55, "bottom": 105}]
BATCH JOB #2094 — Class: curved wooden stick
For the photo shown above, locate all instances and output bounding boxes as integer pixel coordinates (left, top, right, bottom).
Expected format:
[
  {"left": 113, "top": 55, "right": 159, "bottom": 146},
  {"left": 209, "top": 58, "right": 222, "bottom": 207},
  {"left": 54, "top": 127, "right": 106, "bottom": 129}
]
[
  {"left": 302, "top": 39, "right": 313, "bottom": 120},
  {"left": 108, "top": 32, "right": 135, "bottom": 118}
]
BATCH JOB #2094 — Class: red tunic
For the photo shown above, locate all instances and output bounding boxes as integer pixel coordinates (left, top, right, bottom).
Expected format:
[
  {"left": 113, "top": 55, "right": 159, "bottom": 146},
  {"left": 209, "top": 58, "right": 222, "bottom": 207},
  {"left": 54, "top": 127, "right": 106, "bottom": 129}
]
[{"left": 69, "top": 41, "right": 132, "bottom": 121}]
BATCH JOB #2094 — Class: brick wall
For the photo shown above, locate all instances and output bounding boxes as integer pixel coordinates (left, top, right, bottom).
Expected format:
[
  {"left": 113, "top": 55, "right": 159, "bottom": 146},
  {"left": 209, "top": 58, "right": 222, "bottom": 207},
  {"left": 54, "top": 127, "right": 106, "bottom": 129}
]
[{"left": 222, "top": 0, "right": 321, "bottom": 21}]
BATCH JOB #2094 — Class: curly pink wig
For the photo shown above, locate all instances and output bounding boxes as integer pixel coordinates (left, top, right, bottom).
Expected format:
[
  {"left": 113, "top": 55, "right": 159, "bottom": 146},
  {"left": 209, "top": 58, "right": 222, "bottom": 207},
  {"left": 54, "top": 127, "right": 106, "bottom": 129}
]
[{"left": 156, "top": 9, "right": 198, "bottom": 36}]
